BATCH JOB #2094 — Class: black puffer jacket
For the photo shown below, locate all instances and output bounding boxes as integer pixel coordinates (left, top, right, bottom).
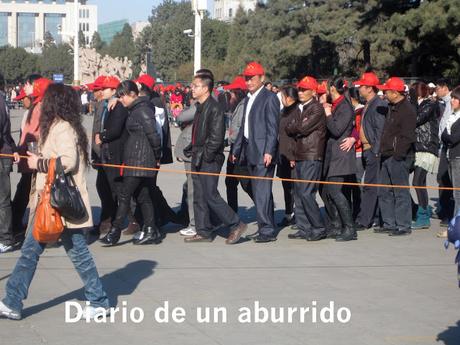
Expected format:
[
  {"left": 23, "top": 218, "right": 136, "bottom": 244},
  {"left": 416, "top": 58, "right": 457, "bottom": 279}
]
[
  {"left": 186, "top": 95, "right": 225, "bottom": 168},
  {"left": 414, "top": 98, "right": 440, "bottom": 155},
  {"left": 123, "top": 96, "right": 162, "bottom": 177}
]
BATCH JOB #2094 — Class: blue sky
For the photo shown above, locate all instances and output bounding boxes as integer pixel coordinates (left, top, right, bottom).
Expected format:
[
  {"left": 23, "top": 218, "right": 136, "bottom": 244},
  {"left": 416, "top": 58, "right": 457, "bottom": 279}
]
[{"left": 89, "top": 0, "right": 214, "bottom": 24}]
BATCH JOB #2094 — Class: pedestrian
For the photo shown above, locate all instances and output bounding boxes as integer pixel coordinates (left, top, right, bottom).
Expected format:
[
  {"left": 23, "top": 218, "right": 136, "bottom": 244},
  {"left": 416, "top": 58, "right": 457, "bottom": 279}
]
[
  {"left": 0, "top": 83, "right": 110, "bottom": 320},
  {"left": 231, "top": 62, "right": 280, "bottom": 243},
  {"left": 183, "top": 70, "right": 247, "bottom": 244},
  {"left": 376, "top": 77, "right": 416, "bottom": 236}
]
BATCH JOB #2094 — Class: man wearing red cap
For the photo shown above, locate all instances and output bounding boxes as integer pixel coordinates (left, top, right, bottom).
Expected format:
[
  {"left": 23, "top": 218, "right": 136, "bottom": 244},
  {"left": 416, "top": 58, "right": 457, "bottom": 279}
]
[
  {"left": 231, "top": 62, "right": 280, "bottom": 243},
  {"left": 377, "top": 77, "right": 416, "bottom": 236},
  {"left": 353, "top": 72, "right": 388, "bottom": 230},
  {"left": 285, "top": 76, "right": 327, "bottom": 241}
]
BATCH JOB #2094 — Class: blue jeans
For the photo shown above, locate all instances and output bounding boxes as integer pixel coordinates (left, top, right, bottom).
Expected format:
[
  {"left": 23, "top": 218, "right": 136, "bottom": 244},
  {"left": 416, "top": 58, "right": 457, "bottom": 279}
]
[{"left": 2, "top": 225, "right": 109, "bottom": 313}]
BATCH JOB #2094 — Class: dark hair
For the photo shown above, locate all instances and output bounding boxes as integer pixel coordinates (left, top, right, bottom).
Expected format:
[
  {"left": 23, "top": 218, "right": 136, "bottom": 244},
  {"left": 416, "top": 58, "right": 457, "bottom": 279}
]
[
  {"left": 195, "top": 68, "right": 214, "bottom": 80},
  {"left": 348, "top": 87, "right": 360, "bottom": 101},
  {"left": 436, "top": 78, "right": 450, "bottom": 89},
  {"left": 411, "top": 81, "right": 429, "bottom": 99},
  {"left": 116, "top": 80, "right": 139, "bottom": 98},
  {"left": 194, "top": 73, "right": 214, "bottom": 93},
  {"left": 451, "top": 86, "right": 460, "bottom": 100},
  {"left": 265, "top": 82, "right": 273, "bottom": 87},
  {"left": 40, "top": 84, "right": 90, "bottom": 166},
  {"left": 329, "top": 77, "right": 347, "bottom": 95},
  {"left": 26, "top": 74, "right": 43, "bottom": 85},
  {"left": 139, "top": 83, "right": 154, "bottom": 99},
  {"left": 281, "top": 85, "right": 299, "bottom": 102}
]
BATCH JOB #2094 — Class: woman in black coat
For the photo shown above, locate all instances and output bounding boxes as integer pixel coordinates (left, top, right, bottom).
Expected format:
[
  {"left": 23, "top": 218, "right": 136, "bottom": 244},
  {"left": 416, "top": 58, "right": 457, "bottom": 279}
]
[
  {"left": 100, "top": 81, "right": 162, "bottom": 246},
  {"left": 323, "top": 78, "right": 357, "bottom": 241}
]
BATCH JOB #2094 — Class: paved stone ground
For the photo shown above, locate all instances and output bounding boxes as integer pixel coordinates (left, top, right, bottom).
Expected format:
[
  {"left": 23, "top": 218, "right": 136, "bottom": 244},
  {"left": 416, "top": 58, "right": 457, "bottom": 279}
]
[{"left": 1, "top": 109, "right": 459, "bottom": 345}]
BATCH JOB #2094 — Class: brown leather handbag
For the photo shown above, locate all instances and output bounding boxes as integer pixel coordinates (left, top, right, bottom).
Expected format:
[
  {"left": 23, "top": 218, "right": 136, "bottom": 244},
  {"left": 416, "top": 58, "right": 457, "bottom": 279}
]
[{"left": 33, "top": 158, "right": 64, "bottom": 243}]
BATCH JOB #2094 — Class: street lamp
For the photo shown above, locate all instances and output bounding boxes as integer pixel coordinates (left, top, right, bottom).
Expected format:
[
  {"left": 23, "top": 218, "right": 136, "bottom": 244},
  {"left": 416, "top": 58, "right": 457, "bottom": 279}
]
[
  {"left": 73, "top": 0, "right": 79, "bottom": 85},
  {"left": 191, "top": 0, "right": 207, "bottom": 74}
]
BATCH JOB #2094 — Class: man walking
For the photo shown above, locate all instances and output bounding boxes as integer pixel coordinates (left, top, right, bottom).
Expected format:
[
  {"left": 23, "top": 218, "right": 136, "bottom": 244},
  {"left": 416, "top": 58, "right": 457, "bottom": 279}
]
[
  {"left": 231, "top": 62, "right": 280, "bottom": 243},
  {"left": 184, "top": 70, "right": 247, "bottom": 244}
]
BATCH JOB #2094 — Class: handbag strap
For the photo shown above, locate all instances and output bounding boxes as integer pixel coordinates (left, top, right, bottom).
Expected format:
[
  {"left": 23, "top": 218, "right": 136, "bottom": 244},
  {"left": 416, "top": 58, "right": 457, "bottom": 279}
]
[{"left": 45, "top": 158, "right": 56, "bottom": 186}]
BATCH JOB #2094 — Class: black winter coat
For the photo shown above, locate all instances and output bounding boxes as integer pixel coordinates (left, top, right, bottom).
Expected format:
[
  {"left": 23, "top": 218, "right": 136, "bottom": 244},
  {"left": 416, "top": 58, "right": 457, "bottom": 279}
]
[
  {"left": 186, "top": 95, "right": 226, "bottom": 168},
  {"left": 100, "top": 101, "right": 129, "bottom": 166},
  {"left": 323, "top": 97, "right": 356, "bottom": 178},
  {"left": 122, "top": 96, "right": 162, "bottom": 177},
  {"left": 414, "top": 98, "right": 440, "bottom": 156}
]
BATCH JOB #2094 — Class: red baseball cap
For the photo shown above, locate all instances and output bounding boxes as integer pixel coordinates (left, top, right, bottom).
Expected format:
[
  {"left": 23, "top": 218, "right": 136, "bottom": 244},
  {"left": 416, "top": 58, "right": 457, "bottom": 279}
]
[
  {"left": 135, "top": 74, "right": 156, "bottom": 89},
  {"left": 243, "top": 62, "right": 265, "bottom": 77},
  {"left": 31, "top": 78, "right": 53, "bottom": 104},
  {"left": 223, "top": 76, "right": 247, "bottom": 91},
  {"left": 14, "top": 88, "right": 27, "bottom": 101},
  {"left": 353, "top": 72, "right": 380, "bottom": 87},
  {"left": 89, "top": 75, "right": 108, "bottom": 91},
  {"left": 316, "top": 80, "right": 328, "bottom": 95},
  {"left": 98, "top": 76, "right": 120, "bottom": 90},
  {"left": 377, "top": 77, "right": 405, "bottom": 92},
  {"left": 297, "top": 76, "right": 318, "bottom": 90}
]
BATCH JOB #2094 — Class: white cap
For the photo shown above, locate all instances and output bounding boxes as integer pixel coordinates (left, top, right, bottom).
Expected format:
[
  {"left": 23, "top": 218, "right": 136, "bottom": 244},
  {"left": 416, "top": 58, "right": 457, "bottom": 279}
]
[{"left": 428, "top": 82, "right": 436, "bottom": 88}]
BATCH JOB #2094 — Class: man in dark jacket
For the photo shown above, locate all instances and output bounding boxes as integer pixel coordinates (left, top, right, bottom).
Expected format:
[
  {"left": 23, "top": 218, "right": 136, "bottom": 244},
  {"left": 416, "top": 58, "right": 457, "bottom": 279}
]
[
  {"left": 231, "top": 62, "right": 280, "bottom": 243},
  {"left": 285, "top": 76, "right": 327, "bottom": 241},
  {"left": 377, "top": 77, "right": 416, "bottom": 236},
  {"left": 0, "top": 73, "right": 19, "bottom": 253},
  {"left": 353, "top": 72, "right": 388, "bottom": 229},
  {"left": 184, "top": 70, "right": 247, "bottom": 244}
]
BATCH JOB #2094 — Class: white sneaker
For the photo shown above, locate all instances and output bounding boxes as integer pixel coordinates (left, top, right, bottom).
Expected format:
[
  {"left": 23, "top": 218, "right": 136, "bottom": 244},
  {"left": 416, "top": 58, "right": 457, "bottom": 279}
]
[
  {"left": 81, "top": 305, "right": 110, "bottom": 320},
  {"left": 0, "top": 243, "right": 12, "bottom": 254},
  {"left": 180, "top": 227, "right": 197, "bottom": 236},
  {"left": 0, "top": 300, "right": 21, "bottom": 320}
]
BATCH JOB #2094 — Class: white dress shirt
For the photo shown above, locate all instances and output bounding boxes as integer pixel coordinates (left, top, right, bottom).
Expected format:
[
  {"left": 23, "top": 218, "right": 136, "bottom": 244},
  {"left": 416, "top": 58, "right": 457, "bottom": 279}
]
[
  {"left": 244, "top": 86, "right": 264, "bottom": 139},
  {"left": 298, "top": 98, "right": 313, "bottom": 113}
]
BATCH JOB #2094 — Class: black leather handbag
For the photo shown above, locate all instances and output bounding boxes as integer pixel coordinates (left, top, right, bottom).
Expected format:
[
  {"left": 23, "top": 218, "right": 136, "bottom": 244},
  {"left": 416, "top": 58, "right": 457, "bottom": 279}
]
[{"left": 50, "top": 157, "right": 88, "bottom": 222}]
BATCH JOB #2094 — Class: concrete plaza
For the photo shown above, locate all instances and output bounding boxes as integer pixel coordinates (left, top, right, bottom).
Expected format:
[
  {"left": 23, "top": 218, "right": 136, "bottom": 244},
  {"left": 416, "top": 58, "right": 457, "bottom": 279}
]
[{"left": 0, "top": 109, "right": 459, "bottom": 345}]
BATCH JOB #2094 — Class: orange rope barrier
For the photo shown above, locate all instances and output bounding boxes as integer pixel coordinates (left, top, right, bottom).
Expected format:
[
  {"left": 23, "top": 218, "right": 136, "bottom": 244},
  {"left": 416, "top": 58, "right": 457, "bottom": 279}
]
[{"left": 2, "top": 152, "right": 459, "bottom": 191}]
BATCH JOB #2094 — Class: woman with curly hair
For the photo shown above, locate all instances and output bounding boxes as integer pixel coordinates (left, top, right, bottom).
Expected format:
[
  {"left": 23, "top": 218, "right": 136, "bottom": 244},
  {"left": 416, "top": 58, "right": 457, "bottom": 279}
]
[{"left": 0, "top": 83, "right": 110, "bottom": 321}]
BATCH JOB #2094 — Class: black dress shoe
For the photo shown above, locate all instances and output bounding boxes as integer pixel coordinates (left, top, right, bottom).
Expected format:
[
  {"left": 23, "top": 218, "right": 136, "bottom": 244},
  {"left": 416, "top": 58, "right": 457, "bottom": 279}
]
[
  {"left": 389, "top": 228, "right": 412, "bottom": 236},
  {"left": 277, "top": 216, "right": 295, "bottom": 227},
  {"left": 373, "top": 227, "right": 394, "bottom": 234},
  {"left": 133, "top": 226, "right": 161, "bottom": 245},
  {"left": 326, "top": 227, "right": 341, "bottom": 239},
  {"left": 288, "top": 231, "right": 307, "bottom": 239},
  {"left": 355, "top": 223, "right": 368, "bottom": 231},
  {"left": 307, "top": 231, "right": 327, "bottom": 241},
  {"left": 99, "top": 227, "right": 121, "bottom": 246},
  {"left": 253, "top": 234, "right": 277, "bottom": 243},
  {"left": 246, "top": 231, "right": 259, "bottom": 239}
]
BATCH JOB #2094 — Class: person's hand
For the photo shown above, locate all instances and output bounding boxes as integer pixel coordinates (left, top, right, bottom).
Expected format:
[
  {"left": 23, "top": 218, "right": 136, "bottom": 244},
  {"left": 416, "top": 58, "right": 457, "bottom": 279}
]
[
  {"left": 26, "top": 151, "right": 39, "bottom": 170},
  {"left": 95, "top": 133, "right": 102, "bottom": 145},
  {"left": 290, "top": 160, "right": 296, "bottom": 168},
  {"left": 156, "top": 161, "right": 161, "bottom": 168},
  {"left": 323, "top": 103, "right": 332, "bottom": 116},
  {"left": 264, "top": 154, "right": 272, "bottom": 167},
  {"left": 230, "top": 155, "right": 237, "bottom": 163},
  {"left": 108, "top": 98, "right": 119, "bottom": 111},
  {"left": 13, "top": 152, "right": 20, "bottom": 164},
  {"left": 340, "top": 137, "right": 356, "bottom": 152}
]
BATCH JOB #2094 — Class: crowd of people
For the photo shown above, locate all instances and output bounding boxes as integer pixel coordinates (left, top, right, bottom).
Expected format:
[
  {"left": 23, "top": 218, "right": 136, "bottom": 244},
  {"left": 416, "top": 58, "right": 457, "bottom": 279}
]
[{"left": 0, "top": 62, "right": 460, "bottom": 319}]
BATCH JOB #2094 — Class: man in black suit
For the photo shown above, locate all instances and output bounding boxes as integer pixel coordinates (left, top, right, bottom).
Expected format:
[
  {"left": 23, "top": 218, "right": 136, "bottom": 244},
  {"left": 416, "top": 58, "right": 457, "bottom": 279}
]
[
  {"left": 231, "top": 62, "right": 280, "bottom": 243},
  {"left": 184, "top": 70, "right": 247, "bottom": 244}
]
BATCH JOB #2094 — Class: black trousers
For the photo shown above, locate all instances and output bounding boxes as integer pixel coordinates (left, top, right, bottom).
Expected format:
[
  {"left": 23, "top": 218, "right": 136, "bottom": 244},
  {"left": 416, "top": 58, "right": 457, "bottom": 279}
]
[
  {"left": 113, "top": 176, "right": 156, "bottom": 229},
  {"left": 324, "top": 175, "right": 355, "bottom": 230},
  {"left": 356, "top": 150, "right": 380, "bottom": 227},
  {"left": 11, "top": 172, "right": 32, "bottom": 233},
  {"left": 277, "top": 155, "right": 295, "bottom": 216},
  {"left": 248, "top": 164, "right": 276, "bottom": 236},
  {"left": 294, "top": 160, "right": 324, "bottom": 234},
  {"left": 437, "top": 149, "right": 454, "bottom": 220},
  {"left": 225, "top": 159, "right": 253, "bottom": 213},
  {"left": 0, "top": 158, "right": 13, "bottom": 245},
  {"left": 192, "top": 160, "right": 240, "bottom": 238},
  {"left": 96, "top": 168, "right": 117, "bottom": 224}
]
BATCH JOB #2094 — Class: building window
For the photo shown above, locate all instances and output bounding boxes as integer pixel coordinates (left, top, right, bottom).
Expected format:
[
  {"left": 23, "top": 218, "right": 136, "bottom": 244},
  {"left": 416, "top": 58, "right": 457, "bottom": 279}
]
[
  {"left": 0, "top": 13, "right": 8, "bottom": 47},
  {"left": 44, "top": 13, "right": 63, "bottom": 44},
  {"left": 229, "top": 8, "right": 233, "bottom": 17},
  {"left": 17, "top": 13, "right": 36, "bottom": 48}
]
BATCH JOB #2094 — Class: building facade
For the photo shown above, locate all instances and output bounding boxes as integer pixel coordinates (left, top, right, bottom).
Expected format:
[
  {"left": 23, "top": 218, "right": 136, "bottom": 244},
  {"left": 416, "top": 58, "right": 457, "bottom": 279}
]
[
  {"left": 0, "top": 0, "right": 97, "bottom": 52},
  {"left": 213, "top": 0, "right": 261, "bottom": 22},
  {"left": 97, "top": 19, "right": 128, "bottom": 44}
]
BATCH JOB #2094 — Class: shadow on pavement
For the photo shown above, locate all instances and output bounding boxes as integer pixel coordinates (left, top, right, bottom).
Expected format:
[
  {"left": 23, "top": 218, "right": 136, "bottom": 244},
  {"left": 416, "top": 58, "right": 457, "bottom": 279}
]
[
  {"left": 437, "top": 320, "right": 460, "bottom": 345},
  {"left": 22, "top": 260, "right": 157, "bottom": 319}
]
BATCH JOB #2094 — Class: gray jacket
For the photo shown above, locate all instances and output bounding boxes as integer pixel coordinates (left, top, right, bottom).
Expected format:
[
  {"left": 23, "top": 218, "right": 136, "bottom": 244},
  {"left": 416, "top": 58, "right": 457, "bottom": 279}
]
[
  {"left": 175, "top": 104, "right": 196, "bottom": 162},
  {"left": 228, "top": 99, "right": 245, "bottom": 145}
]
